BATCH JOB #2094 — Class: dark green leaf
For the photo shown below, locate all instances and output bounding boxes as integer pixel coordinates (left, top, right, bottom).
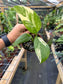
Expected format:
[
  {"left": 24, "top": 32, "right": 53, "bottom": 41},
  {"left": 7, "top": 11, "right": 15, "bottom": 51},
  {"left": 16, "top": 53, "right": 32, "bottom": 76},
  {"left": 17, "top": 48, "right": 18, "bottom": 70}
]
[
  {"left": 14, "top": 33, "right": 32, "bottom": 46},
  {"left": 55, "top": 28, "right": 63, "bottom": 32},
  {"left": 55, "top": 24, "right": 63, "bottom": 29},
  {"left": 56, "top": 35, "right": 63, "bottom": 43}
]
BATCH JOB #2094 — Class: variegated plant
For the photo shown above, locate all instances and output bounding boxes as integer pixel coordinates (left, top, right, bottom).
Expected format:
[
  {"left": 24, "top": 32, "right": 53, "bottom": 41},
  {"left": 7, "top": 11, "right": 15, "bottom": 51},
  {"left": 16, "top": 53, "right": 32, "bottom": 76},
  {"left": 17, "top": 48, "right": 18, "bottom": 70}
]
[{"left": 13, "top": 5, "right": 50, "bottom": 63}]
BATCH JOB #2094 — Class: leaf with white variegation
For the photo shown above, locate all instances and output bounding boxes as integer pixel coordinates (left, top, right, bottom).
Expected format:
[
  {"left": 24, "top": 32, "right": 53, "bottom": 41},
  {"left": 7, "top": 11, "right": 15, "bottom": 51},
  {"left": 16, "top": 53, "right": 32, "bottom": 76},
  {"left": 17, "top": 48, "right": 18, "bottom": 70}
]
[
  {"left": 34, "top": 37, "right": 50, "bottom": 63},
  {"left": 13, "top": 5, "right": 41, "bottom": 34}
]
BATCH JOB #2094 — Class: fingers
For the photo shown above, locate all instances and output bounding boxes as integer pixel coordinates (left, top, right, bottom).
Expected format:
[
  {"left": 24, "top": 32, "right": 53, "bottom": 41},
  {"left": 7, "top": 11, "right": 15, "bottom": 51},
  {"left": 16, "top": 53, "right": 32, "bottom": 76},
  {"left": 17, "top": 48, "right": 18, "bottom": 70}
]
[
  {"left": 24, "top": 31, "right": 30, "bottom": 33},
  {"left": 18, "top": 24, "right": 26, "bottom": 30},
  {"left": 20, "top": 31, "right": 30, "bottom": 35},
  {"left": 18, "top": 24, "right": 28, "bottom": 33},
  {"left": 14, "top": 24, "right": 30, "bottom": 36},
  {"left": 13, "top": 24, "right": 26, "bottom": 32}
]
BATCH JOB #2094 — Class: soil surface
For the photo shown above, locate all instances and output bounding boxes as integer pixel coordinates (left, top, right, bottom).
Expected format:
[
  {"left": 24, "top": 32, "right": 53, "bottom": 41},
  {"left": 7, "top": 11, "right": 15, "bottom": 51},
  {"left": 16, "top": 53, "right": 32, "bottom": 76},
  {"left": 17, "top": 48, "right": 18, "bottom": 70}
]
[{"left": 11, "top": 51, "right": 58, "bottom": 84}]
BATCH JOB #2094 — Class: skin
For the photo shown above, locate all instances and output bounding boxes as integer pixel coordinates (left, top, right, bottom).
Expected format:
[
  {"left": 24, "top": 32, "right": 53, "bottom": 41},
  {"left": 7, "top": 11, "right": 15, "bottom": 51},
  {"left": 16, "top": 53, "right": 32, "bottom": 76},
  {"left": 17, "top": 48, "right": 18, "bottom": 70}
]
[{"left": 0, "top": 24, "right": 29, "bottom": 50}]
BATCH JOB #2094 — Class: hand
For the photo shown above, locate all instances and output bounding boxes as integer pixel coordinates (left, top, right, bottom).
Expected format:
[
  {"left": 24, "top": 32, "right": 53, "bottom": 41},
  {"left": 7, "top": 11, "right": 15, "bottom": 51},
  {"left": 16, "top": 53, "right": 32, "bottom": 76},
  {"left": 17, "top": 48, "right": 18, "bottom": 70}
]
[{"left": 7, "top": 24, "right": 29, "bottom": 43}]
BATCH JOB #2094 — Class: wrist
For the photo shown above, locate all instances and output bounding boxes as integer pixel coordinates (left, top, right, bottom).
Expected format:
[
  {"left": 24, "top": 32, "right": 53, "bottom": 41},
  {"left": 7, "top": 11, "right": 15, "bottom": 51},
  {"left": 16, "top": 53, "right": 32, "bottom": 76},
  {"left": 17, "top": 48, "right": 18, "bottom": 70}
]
[
  {"left": 0, "top": 39, "right": 5, "bottom": 50},
  {"left": 7, "top": 30, "right": 20, "bottom": 43},
  {"left": 7, "top": 24, "right": 24, "bottom": 43},
  {"left": 2, "top": 35, "right": 11, "bottom": 47}
]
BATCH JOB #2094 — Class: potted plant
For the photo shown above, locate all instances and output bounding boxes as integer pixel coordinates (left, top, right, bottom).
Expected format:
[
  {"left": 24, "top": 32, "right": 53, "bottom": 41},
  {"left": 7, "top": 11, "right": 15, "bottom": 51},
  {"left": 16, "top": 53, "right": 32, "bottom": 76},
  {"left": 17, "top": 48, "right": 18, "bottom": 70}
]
[
  {"left": 54, "top": 23, "right": 63, "bottom": 35},
  {"left": 43, "top": 9, "right": 57, "bottom": 31},
  {"left": 0, "top": 12, "right": 8, "bottom": 34},
  {"left": 13, "top": 5, "right": 50, "bottom": 63},
  {"left": 51, "top": 11, "right": 63, "bottom": 82},
  {"left": 0, "top": 8, "right": 17, "bottom": 34},
  {"left": 14, "top": 45, "right": 21, "bottom": 55},
  {"left": 53, "top": 34, "right": 63, "bottom": 51},
  {"left": 5, "top": 46, "right": 14, "bottom": 62},
  {"left": 2, "top": 48, "right": 7, "bottom": 54},
  {"left": 51, "top": 36, "right": 63, "bottom": 83}
]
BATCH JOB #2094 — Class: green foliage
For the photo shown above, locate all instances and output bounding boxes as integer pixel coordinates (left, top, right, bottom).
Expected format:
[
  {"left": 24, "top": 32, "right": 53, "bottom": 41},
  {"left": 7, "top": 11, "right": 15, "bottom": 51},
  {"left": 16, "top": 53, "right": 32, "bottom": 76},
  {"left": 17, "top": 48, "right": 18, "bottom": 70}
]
[
  {"left": 51, "top": 51, "right": 63, "bottom": 64},
  {"left": 53, "top": 7, "right": 63, "bottom": 44},
  {"left": 44, "top": 6, "right": 63, "bottom": 30},
  {"left": 34, "top": 37, "right": 50, "bottom": 63},
  {"left": 4, "top": 8, "right": 17, "bottom": 32},
  {"left": 14, "top": 33, "right": 33, "bottom": 46},
  {"left": 0, "top": 58, "right": 2, "bottom": 61},
  {"left": 0, "top": 12, "right": 9, "bottom": 33},
  {"left": 14, "top": 5, "right": 41, "bottom": 34},
  {"left": 54, "top": 24, "right": 63, "bottom": 33},
  {"left": 6, "top": 46, "right": 14, "bottom": 53},
  {"left": 55, "top": 52, "right": 63, "bottom": 57},
  {"left": 55, "top": 51, "right": 63, "bottom": 64},
  {"left": 13, "top": 5, "right": 50, "bottom": 63},
  {"left": 0, "top": 8, "right": 20, "bottom": 33},
  {"left": 55, "top": 28, "right": 63, "bottom": 33},
  {"left": 55, "top": 6, "right": 63, "bottom": 24},
  {"left": 8, "top": 46, "right": 14, "bottom": 52},
  {"left": 56, "top": 35, "right": 63, "bottom": 43},
  {"left": 55, "top": 24, "right": 63, "bottom": 29},
  {"left": 0, "top": 55, "right": 2, "bottom": 57},
  {"left": 43, "top": 9, "right": 56, "bottom": 30}
]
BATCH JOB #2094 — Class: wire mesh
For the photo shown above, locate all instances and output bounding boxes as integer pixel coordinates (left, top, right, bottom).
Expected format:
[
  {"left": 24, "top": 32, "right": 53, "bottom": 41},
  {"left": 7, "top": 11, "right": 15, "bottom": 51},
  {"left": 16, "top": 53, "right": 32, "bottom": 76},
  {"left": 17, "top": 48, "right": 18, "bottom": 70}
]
[
  {"left": 0, "top": 46, "right": 21, "bottom": 80},
  {"left": 0, "top": 48, "right": 25, "bottom": 84}
]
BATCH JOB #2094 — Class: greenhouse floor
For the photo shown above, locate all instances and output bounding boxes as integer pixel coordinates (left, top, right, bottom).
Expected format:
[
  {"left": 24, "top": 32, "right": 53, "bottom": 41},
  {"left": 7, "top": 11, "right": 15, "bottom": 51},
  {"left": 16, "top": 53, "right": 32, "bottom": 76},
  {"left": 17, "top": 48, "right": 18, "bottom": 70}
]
[{"left": 11, "top": 51, "right": 58, "bottom": 84}]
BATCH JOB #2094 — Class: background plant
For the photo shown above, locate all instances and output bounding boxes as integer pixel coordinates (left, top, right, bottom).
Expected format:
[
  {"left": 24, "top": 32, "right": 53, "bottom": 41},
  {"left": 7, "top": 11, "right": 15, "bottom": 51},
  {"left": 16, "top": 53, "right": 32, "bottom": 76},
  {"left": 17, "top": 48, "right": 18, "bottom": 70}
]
[
  {"left": 0, "top": 8, "right": 22, "bottom": 34},
  {"left": 43, "top": 9, "right": 56, "bottom": 30},
  {"left": 43, "top": 6, "right": 63, "bottom": 30},
  {"left": 0, "top": 12, "right": 8, "bottom": 33}
]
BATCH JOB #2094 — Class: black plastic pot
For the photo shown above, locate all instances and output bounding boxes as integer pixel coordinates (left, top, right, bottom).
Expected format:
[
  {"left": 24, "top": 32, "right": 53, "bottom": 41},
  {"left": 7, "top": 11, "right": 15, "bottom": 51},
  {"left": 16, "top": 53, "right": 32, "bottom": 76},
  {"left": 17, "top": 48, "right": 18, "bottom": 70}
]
[
  {"left": 55, "top": 44, "right": 63, "bottom": 52},
  {"left": 22, "top": 40, "right": 34, "bottom": 52}
]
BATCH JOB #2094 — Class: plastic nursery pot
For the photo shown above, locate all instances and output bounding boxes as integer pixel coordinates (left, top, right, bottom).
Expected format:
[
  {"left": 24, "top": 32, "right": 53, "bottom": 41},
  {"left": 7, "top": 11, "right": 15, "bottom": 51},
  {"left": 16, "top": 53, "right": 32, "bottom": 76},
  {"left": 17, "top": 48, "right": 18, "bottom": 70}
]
[
  {"left": 14, "top": 51, "right": 18, "bottom": 55},
  {"left": 22, "top": 33, "right": 42, "bottom": 52},
  {"left": 4, "top": 52, "right": 8, "bottom": 57},
  {"left": 6, "top": 56, "right": 13, "bottom": 62},
  {"left": 14, "top": 47, "right": 19, "bottom": 55},
  {"left": 2, "top": 48, "right": 7, "bottom": 54},
  {"left": 5, "top": 53, "right": 13, "bottom": 62},
  {"left": 55, "top": 44, "right": 63, "bottom": 52},
  {"left": 10, "top": 52, "right": 15, "bottom": 56},
  {"left": 0, "top": 69, "right": 3, "bottom": 78}
]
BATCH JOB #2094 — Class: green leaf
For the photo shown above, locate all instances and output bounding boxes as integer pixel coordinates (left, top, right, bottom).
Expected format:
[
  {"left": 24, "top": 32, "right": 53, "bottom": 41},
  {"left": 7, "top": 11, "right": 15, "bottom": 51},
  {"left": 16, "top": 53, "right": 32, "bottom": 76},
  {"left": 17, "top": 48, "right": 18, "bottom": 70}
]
[
  {"left": 55, "top": 28, "right": 63, "bottom": 32},
  {"left": 8, "top": 46, "right": 14, "bottom": 51},
  {"left": 34, "top": 37, "right": 50, "bottom": 63},
  {"left": 56, "top": 35, "right": 63, "bottom": 43},
  {"left": 13, "top": 5, "right": 41, "bottom": 34},
  {"left": 55, "top": 24, "right": 63, "bottom": 29},
  {"left": 14, "top": 33, "right": 33, "bottom": 46}
]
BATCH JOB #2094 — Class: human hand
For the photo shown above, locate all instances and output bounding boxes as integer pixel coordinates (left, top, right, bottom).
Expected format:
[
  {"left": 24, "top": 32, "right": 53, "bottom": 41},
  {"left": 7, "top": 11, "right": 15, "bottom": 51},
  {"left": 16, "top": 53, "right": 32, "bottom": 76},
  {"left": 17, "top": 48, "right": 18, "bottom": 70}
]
[{"left": 7, "top": 24, "right": 29, "bottom": 43}]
